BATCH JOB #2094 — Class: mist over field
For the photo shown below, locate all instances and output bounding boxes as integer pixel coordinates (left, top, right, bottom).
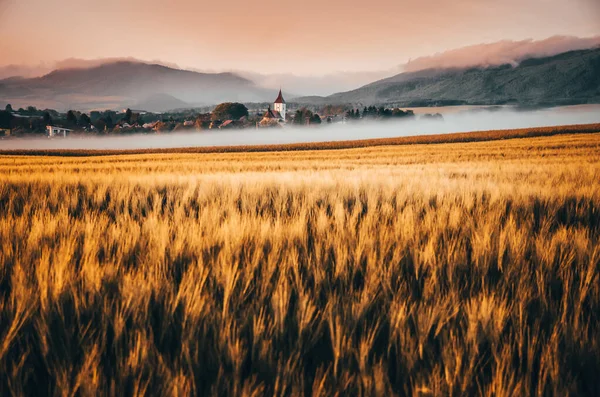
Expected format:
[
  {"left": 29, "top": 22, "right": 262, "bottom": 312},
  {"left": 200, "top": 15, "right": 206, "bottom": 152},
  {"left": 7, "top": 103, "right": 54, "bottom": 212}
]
[{"left": 2, "top": 106, "right": 600, "bottom": 151}]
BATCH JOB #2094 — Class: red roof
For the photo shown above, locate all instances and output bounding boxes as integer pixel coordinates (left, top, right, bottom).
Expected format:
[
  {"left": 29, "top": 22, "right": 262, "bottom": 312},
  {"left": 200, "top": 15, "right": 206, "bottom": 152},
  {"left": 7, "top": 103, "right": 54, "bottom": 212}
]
[
  {"left": 274, "top": 89, "right": 286, "bottom": 104},
  {"left": 263, "top": 108, "right": 276, "bottom": 119}
]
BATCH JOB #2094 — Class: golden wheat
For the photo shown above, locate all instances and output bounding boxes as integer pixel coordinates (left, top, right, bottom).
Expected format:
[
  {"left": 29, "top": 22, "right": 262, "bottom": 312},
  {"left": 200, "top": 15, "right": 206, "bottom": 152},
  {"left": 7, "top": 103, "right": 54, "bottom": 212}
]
[{"left": 0, "top": 131, "right": 599, "bottom": 396}]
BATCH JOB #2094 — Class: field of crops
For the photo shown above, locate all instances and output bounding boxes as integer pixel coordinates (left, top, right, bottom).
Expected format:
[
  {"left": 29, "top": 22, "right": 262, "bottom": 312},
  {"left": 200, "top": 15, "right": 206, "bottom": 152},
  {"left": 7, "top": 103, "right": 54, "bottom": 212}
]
[{"left": 1, "top": 130, "right": 599, "bottom": 396}]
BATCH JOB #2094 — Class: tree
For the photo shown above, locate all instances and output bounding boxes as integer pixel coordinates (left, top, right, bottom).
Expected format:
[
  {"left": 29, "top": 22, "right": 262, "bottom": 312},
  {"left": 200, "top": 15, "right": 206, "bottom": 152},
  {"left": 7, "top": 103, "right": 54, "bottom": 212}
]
[
  {"left": 293, "top": 108, "right": 313, "bottom": 125},
  {"left": 93, "top": 118, "right": 107, "bottom": 133},
  {"left": 379, "top": 107, "right": 392, "bottom": 118},
  {"left": 124, "top": 108, "right": 133, "bottom": 124},
  {"left": 309, "top": 113, "right": 322, "bottom": 125},
  {"left": 392, "top": 108, "right": 415, "bottom": 118},
  {"left": 5, "top": 104, "right": 13, "bottom": 112},
  {"left": 420, "top": 112, "right": 443, "bottom": 121},
  {"left": 79, "top": 113, "right": 91, "bottom": 126},
  {"left": 104, "top": 115, "right": 114, "bottom": 129},
  {"left": 0, "top": 110, "right": 13, "bottom": 129},
  {"left": 211, "top": 102, "right": 249, "bottom": 121},
  {"left": 66, "top": 110, "right": 77, "bottom": 126},
  {"left": 43, "top": 112, "right": 52, "bottom": 126},
  {"left": 293, "top": 110, "right": 304, "bottom": 125},
  {"left": 133, "top": 112, "right": 143, "bottom": 125},
  {"left": 90, "top": 111, "right": 101, "bottom": 121}
]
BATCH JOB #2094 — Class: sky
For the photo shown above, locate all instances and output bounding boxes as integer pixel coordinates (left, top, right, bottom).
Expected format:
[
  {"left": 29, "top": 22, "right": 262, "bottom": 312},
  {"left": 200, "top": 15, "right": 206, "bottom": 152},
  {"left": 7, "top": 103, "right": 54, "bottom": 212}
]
[{"left": 1, "top": 0, "right": 600, "bottom": 75}]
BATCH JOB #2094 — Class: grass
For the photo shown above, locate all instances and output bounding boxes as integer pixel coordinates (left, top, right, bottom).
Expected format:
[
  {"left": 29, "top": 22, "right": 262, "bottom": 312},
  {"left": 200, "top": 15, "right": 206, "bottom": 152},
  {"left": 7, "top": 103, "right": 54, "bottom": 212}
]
[{"left": 0, "top": 130, "right": 599, "bottom": 395}]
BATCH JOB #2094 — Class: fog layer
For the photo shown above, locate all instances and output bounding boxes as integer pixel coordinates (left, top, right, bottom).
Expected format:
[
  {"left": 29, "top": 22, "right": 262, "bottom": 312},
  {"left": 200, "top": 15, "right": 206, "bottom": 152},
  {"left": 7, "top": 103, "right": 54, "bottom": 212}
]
[{"left": 1, "top": 106, "right": 599, "bottom": 151}]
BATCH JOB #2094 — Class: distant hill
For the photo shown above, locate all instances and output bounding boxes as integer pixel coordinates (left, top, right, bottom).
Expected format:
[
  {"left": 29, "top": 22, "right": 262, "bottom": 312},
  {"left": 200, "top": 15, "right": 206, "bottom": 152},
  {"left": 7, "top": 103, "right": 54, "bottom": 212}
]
[
  {"left": 134, "top": 93, "right": 190, "bottom": 113},
  {"left": 295, "top": 49, "right": 600, "bottom": 107},
  {"left": 0, "top": 61, "right": 274, "bottom": 112}
]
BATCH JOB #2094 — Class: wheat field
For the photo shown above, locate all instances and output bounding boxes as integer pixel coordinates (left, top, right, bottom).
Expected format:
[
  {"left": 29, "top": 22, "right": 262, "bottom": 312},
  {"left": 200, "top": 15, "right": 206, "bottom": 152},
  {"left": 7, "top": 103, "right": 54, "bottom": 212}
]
[{"left": 1, "top": 131, "right": 600, "bottom": 396}]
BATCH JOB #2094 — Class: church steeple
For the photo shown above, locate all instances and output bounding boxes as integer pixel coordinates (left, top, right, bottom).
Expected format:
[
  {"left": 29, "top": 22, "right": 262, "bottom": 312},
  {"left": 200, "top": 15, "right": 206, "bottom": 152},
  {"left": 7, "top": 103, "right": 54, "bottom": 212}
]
[
  {"left": 274, "top": 89, "right": 286, "bottom": 104},
  {"left": 273, "top": 89, "right": 287, "bottom": 122}
]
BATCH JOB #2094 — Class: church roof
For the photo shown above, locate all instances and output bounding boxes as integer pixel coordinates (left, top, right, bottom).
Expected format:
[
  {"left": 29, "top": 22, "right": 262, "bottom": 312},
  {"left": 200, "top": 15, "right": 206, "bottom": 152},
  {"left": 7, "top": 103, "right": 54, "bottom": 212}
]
[
  {"left": 274, "top": 89, "right": 286, "bottom": 104},
  {"left": 263, "top": 107, "right": 277, "bottom": 119}
]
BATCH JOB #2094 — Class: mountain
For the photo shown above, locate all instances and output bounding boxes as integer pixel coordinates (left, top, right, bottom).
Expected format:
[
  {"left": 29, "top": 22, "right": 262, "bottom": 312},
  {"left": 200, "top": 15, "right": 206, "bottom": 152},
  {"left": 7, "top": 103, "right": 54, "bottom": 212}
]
[
  {"left": 2, "top": 41, "right": 599, "bottom": 112},
  {"left": 402, "top": 35, "right": 600, "bottom": 73},
  {"left": 0, "top": 61, "right": 273, "bottom": 112},
  {"left": 296, "top": 48, "right": 600, "bottom": 107},
  {"left": 246, "top": 36, "right": 600, "bottom": 97},
  {"left": 134, "top": 93, "right": 190, "bottom": 113}
]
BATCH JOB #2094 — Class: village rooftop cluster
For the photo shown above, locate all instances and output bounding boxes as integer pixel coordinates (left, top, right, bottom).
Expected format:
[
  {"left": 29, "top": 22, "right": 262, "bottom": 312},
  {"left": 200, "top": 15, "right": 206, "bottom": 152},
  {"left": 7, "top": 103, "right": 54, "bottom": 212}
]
[{"left": 0, "top": 90, "right": 438, "bottom": 138}]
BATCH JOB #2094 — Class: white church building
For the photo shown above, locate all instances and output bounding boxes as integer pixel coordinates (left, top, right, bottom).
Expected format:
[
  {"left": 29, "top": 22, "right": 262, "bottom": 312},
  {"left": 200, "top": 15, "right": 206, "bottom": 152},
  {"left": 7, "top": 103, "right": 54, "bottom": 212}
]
[{"left": 259, "top": 89, "right": 287, "bottom": 127}]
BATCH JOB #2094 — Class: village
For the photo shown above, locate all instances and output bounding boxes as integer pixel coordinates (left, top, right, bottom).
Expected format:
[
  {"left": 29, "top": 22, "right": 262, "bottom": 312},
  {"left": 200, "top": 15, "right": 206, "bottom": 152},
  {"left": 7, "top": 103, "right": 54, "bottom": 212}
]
[{"left": 0, "top": 89, "right": 429, "bottom": 138}]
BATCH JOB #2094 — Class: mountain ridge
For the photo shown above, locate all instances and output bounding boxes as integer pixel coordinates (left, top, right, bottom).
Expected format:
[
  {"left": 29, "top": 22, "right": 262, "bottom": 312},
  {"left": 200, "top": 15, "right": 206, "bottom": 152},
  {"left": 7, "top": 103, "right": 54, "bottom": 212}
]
[
  {"left": 0, "top": 61, "right": 272, "bottom": 112},
  {"left": 1, "top": 47, "right": 600, "bottom": 112},
  {"left": 295, "top": 48, "right": 600, "bottom": 107}
]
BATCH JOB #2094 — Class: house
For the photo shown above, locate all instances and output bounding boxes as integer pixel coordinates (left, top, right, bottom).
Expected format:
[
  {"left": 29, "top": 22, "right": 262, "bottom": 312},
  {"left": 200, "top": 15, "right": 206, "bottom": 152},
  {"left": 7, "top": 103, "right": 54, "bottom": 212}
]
[
  {"left": 143, "top": 121, "right": 159, "bottom": 129},
  {"left": 219, "top": 120, "right": 235, "bottom": 129},
  {"left": 46, "top": 125, "right": 72, "bottom": 137},
  {"left": 153, "top": 121, "right": 167, "bottom": 132}
]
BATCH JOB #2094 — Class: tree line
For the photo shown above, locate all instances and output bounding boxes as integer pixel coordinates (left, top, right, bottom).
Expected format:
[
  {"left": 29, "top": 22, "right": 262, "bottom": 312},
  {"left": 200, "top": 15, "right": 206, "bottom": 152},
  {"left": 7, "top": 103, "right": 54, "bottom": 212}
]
[
  {"left": 346, "top": 106, "right": 415, "bottom": 120},
  {"left": 0, "top": 102, "right": 429, "bottom": 136}
]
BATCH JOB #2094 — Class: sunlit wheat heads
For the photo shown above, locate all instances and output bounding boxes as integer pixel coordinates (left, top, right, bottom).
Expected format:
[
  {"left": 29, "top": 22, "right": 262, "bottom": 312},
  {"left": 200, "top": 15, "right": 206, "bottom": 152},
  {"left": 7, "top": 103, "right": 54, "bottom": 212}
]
[{"left": 0, "top": 131, "right": 599, "bottom": 396}]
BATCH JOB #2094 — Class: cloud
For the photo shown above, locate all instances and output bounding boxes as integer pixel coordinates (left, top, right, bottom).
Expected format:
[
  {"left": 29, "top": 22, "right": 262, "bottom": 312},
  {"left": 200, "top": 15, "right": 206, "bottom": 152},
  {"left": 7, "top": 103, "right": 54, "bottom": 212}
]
[{"left": 403, "top": 35, "right": 600, "bottom": 72}]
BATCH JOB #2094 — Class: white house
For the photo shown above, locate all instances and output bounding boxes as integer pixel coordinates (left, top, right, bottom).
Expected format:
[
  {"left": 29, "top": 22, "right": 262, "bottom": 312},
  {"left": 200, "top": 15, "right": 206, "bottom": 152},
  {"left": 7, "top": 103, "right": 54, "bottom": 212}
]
[
  {"left": 46, "top": 126, "right": 72, "bottom": 137},
  {"left": 273, "top": 89, "right": 286, "bottom": 122}
]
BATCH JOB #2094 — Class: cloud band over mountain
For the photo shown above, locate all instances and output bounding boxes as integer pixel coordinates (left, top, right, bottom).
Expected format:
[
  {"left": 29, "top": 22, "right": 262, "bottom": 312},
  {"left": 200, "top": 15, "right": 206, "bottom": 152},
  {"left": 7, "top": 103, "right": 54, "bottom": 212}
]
[{"left": 403, "top": 36, "right": 600, "bottom": 72}]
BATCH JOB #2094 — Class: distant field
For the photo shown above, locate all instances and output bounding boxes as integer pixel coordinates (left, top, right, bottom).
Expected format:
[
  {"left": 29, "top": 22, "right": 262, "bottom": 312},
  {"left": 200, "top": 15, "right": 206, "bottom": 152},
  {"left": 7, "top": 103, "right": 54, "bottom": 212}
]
[
  {"left": 1, "top": 131, "right": 599, "bottom": 395},
  {"left": 1, "top": 122, "right": 599, "bottom": 156}
]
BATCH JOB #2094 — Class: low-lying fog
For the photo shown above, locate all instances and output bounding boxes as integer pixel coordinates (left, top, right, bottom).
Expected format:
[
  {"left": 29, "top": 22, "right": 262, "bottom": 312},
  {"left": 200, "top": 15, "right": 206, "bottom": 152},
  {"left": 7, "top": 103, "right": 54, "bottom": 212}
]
[{"left": 2, "top": 105, "right": 600, "bottom": 151}]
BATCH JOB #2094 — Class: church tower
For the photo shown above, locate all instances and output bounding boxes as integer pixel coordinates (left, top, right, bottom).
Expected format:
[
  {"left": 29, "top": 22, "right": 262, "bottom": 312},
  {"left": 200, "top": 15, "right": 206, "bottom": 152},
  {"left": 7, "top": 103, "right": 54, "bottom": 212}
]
[{"left": 273, "top": 89, "right": 286, "bottom": 121}]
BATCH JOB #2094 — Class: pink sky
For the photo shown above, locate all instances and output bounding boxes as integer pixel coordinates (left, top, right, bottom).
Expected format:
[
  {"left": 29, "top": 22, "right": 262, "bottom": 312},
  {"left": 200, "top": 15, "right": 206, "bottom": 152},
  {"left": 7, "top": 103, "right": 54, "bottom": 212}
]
[{"left": 1, "top": 0, "right": 599, "bottom": 75}]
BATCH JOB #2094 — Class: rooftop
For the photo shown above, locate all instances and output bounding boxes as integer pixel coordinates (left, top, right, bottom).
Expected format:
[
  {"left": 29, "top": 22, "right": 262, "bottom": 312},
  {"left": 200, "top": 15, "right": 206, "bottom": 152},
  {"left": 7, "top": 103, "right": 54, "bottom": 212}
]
[{"left": 274, "top": 89, "right": 286, "bottom": 104}]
